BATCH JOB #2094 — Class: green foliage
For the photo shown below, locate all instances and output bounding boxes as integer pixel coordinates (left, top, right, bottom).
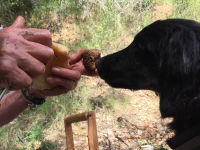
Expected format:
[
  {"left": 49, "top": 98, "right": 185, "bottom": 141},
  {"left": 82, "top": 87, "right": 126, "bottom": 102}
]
[
  {"left": 150, "top": 0, "right": 173, "bottom": 4},
  {"left": 161, "top": 146, "right": 169, "bottom": 149},
  {"left": 138, "top": 139, "right": 148, "bottom": 145},
  {"left": 172, "top": 0, "right": 200, "bottom": 21},
  {"left": 0, "top": 0, "right": 32, "bottom": 26},
  {"left": 6, "top": 0, "right": 33, "bottom": 13},
  {"left": 14, "top": 120, "right": 44, "bottom": 149},
  {"left": 15, "top": 120, "right": 57, "bottom": 150},
  {"left": 60, "top": 0, "right": 86, "bottom": 20},
  {"left": 67, "top": 0, "right": 153, "bottom": 52},
  {"left": 38, "top": 140, "right": 57, "bottom": 150},
  {"left": 26, "top": 121, "right": 44, "bottom": 149},
  {"left": 103, "top": 96, "right": 118, "bottom": 110},
  {"left": 0, "top": 0, "right": 61, "bottom": 30}
]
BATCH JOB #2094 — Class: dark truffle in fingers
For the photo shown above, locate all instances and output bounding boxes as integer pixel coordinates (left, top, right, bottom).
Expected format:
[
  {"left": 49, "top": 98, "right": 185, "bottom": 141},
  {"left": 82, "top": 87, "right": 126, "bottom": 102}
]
[{"left": 82, "top": 50, "right": 101, "bottom": 71}]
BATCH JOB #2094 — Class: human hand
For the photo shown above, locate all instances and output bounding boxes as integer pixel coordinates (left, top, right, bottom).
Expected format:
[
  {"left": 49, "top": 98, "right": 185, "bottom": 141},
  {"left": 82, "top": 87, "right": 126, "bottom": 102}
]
[
  {"left": 27, "top": 49, "right": 98, "bottom": 97},
  {"left": 69, "top": 49, "right": 99, "bottom": 76},
  {"left": 0, "top": 16, "right": 53, "bottom": 90},
  {"left": 29, "top": 67, "right": 81, "bottom": 97}
]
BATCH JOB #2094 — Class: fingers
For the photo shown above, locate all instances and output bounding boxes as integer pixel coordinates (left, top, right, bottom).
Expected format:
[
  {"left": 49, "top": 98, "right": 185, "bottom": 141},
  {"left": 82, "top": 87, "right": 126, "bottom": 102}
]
[
  {"left": 46, "top": 77, "right": 77, "bottom": 90},
  {"left": 69, "top": 48, "right": 86, "bottom": 65},
  {"left": 11, "top": 16, "right": 25, "bottom": 28},
  {"left": 8, "top": 67, "right": 32, "bottom": 90},
  {"left": 45, "top": 68, "right": 80, "bottom": 90},
  {"left": 20, "top": 28, "right": 52, "bottom": 47},
  {"left": 38, "top": 67, "right": 81, "bottom": 96},
  {"left": 11, "top": 17, "right": 52, "bottom": 47},
  {"left": 0, "top": 51, "right": 33, "bottom": 90},
  {"left": 41, "top": 87, "right": 69, "bottom": 96},
  {"left": 25, "top": 40, "right": 54, "bottom": 65},
  {"left": 17, "top": 54, "right": 45, "bottom": 77},
  {"left": 10, "top": 17, "right": 53, "bottom": 65},
  {"left": 70, "top": 61, "right": 98, "bottom": 76},
  {"left": 51, "top": 67, "right": 81, "bottom": 81}
]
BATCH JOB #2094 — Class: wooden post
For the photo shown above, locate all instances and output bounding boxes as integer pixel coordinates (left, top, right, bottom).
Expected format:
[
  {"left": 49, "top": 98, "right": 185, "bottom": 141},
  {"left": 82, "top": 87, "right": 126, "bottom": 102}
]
[
  {"left": 64, "top": 111, "right": 99, "bottom": 150},
  {"left": 88, "top": 111, "right": 98, "bottom": 150},
  {"left": 64, "top": 123, "right": 74, "bottom": 150}
]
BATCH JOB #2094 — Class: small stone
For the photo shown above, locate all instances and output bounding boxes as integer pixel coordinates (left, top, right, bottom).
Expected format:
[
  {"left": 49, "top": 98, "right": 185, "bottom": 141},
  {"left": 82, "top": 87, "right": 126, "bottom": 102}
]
[
  {"left": 141, "top": 145, "right": 154, "bottom": 150},
  {"left": 137, "top": 130, "right": 143, "bottom": 136},
  {"left": 156, "top": 133, "right": 160, "bottom": 138}
]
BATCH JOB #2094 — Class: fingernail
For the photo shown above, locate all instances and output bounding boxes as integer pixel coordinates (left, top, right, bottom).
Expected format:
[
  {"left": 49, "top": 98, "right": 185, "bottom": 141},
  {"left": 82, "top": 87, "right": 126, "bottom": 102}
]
[
  {"left": 48, "top": 48, "right": 54, "bottom": 56},
  {"left": 46, "top": 77, "right": 53, "bottom": 83},
  {"left": 50, "top": 48, "right": 54, "bottom": 54},
  {"left": 52, "top": 67, "right": 60, "bottom": 73}
]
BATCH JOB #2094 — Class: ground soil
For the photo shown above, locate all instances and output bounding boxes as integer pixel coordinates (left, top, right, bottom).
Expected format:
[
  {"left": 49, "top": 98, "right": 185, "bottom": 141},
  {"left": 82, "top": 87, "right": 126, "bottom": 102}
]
[
  {"left": 152, "top": 2, "right": 173, "bottom": 22},
  {"left": 44, "top": 77, "right": 174, "bottom": 150}
]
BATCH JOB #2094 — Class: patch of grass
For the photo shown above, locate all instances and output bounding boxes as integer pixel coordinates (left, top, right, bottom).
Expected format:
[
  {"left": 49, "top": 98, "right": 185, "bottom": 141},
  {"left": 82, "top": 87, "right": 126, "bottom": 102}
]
[
  {"left": 38, "top": 140, "right": 57, "bottom": 150},
  {"left": 160, "top": 146, "right": 169, "bottom": 150},
  {"left": 142, "top": 13, "right": 153, "bottom": 28},
  {"left": 138, "top": 139, "right": 148, "bottom": 145},
  {"left": 68, "top": 0, "right": 154, "bottom": 54},
  {"left": 15, "top": 120, "right": 57, "bottom": 150},
  {"left": 0, "top": 0, "right": 33, "bottom": 26},
  {"left": 151, "top": 0, "right": 173, "bottom": 4},
  {"left": 103, "top": 96, "right": 118, "bottom": 111},
  {"left": 172, "top": 0, "right": 200, "bottom": 21}
]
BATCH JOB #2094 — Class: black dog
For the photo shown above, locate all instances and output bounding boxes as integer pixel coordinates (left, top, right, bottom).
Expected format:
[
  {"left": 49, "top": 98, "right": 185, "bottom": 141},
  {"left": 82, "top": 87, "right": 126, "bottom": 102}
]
[{"left": 96, "top": 19, "right": 200, "bottom": 149}]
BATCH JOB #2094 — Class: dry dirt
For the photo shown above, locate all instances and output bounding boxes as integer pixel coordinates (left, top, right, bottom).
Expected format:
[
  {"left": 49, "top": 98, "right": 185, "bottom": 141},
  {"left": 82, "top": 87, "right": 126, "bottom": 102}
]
[
  {"left": 52, "top": 22, "right": 80, "bottom": 45},
  {"left": 152, "top": 3, "right": 173, "bottom": 22},
  {"left": 44, "top": 77, "right": 174, "bottom": 150}
]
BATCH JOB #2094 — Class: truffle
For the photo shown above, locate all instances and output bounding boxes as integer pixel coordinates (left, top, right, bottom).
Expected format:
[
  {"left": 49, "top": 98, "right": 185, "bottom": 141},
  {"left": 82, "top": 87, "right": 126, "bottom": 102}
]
[{"left": 82, "top": 50, "right": 101, "bottom": 71}]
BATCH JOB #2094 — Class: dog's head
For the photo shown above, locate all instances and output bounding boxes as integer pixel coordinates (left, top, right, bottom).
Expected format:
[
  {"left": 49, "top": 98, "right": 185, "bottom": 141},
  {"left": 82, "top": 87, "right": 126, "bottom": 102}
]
[
  {"left": 96, "top": 19, "right": 200, "bottom": 92},
  {"left": 96, "top": 20, "right": 166, "bottom": 91}
]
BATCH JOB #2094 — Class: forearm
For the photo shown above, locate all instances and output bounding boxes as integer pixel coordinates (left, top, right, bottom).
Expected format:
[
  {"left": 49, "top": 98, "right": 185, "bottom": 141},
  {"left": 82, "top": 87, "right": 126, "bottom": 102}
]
[{"left": 0, "top": 90, "right": 28, "bottom": 127}]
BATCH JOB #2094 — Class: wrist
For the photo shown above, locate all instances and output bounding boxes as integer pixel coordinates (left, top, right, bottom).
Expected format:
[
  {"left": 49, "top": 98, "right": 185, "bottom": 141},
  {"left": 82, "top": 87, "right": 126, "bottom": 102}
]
[
  {"left": 21, "top": 87, "right": 46, "bottom": 109},
  {"left": 14, "top": 90, "right": 29, "bottom": 107}
]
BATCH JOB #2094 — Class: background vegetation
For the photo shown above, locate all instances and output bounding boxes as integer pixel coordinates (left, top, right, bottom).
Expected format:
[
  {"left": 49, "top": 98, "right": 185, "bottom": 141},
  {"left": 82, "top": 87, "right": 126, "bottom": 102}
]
[{"left": 0, "top": 0, "right": 200, "bottom": 149}]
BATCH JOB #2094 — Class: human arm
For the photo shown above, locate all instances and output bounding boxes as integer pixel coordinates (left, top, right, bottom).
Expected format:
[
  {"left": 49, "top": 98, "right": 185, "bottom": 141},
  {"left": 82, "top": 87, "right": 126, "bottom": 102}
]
[
  {"left": 0, "top": 91, "right": 28, "bottom": 126},
  {"left": 0, "top": 67, "right": 80, "bottom": 127}
]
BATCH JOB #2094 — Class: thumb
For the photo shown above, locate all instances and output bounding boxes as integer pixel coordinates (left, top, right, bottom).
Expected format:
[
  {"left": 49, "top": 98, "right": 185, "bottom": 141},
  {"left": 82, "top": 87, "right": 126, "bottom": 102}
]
[
  {"left": 69, "top": 48, "right": 85, "bottom": 65},
  {"left": 11, "top": 16, "right": 26, "bottom": 28}
]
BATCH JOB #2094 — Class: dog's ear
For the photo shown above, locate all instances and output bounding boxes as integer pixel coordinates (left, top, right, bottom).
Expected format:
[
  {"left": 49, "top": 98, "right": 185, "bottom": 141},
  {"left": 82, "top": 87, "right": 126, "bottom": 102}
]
[
  {"left": 160, "top": 26, "right": 200, "bottom": 77},
  {"left": 159, "top": 26, "right": 200, "bottom": 118}
]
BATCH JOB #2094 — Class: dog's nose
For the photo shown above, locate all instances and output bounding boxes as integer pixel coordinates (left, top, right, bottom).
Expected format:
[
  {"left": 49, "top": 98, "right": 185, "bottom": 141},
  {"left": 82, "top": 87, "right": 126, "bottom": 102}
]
[
  {"left": 95, "top": 58, "right": 100, "bottom": 68},
  {"left": 95, "top": 56, "right": 110, "bottom": 79},
  {"left": 95, "top": 58, "right": 103, "bottom": 76}
]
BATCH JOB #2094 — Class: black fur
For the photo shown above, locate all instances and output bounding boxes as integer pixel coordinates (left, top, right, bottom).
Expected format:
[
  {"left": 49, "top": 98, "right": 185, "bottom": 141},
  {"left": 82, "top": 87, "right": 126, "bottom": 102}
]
[{"left": 96, "top": 19, "right": 200, "bottom": 148}]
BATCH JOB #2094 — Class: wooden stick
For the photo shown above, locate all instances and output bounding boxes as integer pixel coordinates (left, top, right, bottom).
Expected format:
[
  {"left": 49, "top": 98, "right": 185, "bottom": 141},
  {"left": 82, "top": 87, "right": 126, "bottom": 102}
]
[
  {"left": 64, "top": 123, "right": 74, "bottom": 150},
  {"left": 88, "top": 111, "right": 99, "bottom": 150},
  {"left": 64, "top": 111, "right": 91, "bottom": 123}
]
